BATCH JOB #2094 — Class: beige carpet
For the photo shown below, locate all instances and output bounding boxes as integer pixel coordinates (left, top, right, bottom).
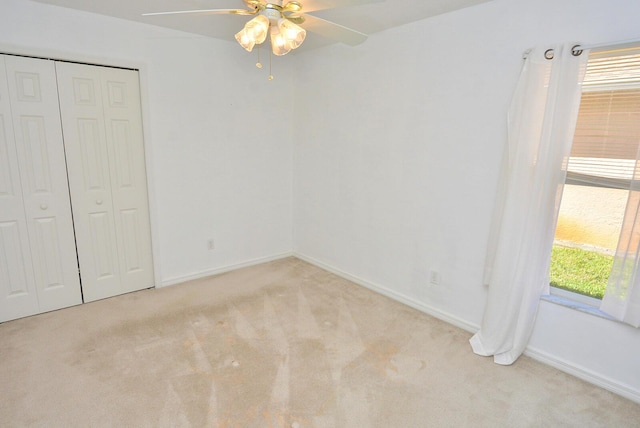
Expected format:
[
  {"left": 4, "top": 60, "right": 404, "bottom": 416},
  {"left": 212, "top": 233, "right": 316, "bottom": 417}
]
[{"left": 1, "top": 257, "right": 638, "bottom": 427}]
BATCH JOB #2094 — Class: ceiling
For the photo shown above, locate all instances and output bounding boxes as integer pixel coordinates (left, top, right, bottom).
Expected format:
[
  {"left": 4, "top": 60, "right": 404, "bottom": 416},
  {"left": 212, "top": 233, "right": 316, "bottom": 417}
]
[{"left": 31, "top": 0, "right": 492, "bottom": 52}]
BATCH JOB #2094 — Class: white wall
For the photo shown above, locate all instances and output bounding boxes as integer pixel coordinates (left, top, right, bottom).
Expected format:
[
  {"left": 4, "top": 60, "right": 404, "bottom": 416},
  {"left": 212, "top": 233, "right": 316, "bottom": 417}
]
[
  {"left": 292, "top": 0, "right": 640, "bottom": 400},
  {"left": 3, "top": 0, "right": 639, "bottom": 403},
  {"left": 0, "top": 0, "right": 294, "bottom": 284}
]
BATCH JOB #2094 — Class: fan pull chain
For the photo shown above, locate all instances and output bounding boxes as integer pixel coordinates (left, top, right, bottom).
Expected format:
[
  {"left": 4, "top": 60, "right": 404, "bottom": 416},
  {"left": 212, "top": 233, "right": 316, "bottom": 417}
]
[
  {"left": 256, "top": 46, "right": 262, "bottom": 69},
  {"left": 268, "top": 49, "right": 274, "bottom": 81}
]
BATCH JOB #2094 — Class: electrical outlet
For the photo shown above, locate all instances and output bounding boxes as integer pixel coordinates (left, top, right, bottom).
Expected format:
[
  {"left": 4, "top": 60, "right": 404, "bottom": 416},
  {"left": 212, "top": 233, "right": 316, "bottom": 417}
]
[
  {"left": 208, "top": 239, "right": 215, "bottom": 250},
  {"left": 429, "top": 270, "right": 441, "bottom": 285}
]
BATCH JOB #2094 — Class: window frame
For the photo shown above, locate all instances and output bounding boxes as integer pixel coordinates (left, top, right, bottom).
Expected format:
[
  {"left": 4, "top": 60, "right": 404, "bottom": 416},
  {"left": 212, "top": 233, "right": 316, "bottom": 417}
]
[
  {"left": 549, "top": 285, "right": 603, "bottom": 307},
  {"left": 550, "top": 47, "right": 640, "bottom": 305}
]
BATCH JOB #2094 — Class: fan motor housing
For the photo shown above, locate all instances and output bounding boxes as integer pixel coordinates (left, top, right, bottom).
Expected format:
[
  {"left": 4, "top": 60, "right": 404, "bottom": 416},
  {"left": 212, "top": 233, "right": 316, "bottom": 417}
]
[{"left": 263, "top": 6, "right": 282, "bottom": 23}]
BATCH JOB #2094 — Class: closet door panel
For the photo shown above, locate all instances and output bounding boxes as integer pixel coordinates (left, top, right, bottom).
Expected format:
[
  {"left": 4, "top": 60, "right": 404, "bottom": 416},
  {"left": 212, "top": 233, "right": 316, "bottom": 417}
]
[
  {"left": 0, "top": 56, "right": 40, "bottom": 322},
  {"left": 55, "top": 62, "right": 121, "bottom": 302},
  {"left": 0, "top": 116, "right": 14, "bottom": 196},
  {"left": 4, "top": 55, "right": 82, "bottom": 312},
  {"left": 101, "top": 67, "right": 154, "bottom": 294},
  {"left": 0, "top": 221, "right": 38, "bottom": 321}
]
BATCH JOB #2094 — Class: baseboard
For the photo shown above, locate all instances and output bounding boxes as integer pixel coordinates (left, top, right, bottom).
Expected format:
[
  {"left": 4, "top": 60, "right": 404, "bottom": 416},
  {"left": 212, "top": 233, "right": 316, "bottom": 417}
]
[
  {"left": 159, "top": 252, "right": 294, "bottom": 287},
  {"left": 524, "top": 346, "right": 640, "bottom": 404},
  {"left": 294, "top": 252, "right": 640, "bottom": 405},
  {"left": 293, "top": 252, "right": 480, "bottom": 334}
]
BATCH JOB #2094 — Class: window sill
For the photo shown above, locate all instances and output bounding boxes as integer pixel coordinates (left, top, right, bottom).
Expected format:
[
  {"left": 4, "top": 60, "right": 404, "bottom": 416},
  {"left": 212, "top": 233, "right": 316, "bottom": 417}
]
[{"left": 540, "top": 293, "right": 616, "bottom": 321}]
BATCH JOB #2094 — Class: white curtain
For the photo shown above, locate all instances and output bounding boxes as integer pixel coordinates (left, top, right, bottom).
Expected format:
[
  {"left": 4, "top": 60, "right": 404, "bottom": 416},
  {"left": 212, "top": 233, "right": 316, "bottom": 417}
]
[
  {"left": 470, "top": 44, "right": 589, "bottom": 365},
  {"left": 601, "top": 164, "right": 640, "bottom": 327}
]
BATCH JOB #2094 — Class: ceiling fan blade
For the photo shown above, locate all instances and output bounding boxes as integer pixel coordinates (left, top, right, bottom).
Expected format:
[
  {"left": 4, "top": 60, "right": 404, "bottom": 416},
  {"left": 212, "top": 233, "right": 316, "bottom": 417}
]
[
  {"left": 142, "top": 9, "right": 256, "bottom": 17},
  {"left": 301, "top": 0, "right": 384, "bottom": 13},
  {"left": 301, "top": 14, "right": 367, "bottom": 46}
]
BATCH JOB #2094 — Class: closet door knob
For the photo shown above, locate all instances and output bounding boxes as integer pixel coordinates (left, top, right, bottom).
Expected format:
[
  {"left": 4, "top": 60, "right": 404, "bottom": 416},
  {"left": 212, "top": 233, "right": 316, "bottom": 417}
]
[
  {"left": 40, "top": 204, "right": 48, "bottom": 210},
  {"left": 96, "top": 199, "right": 103, "bottom": 205}
]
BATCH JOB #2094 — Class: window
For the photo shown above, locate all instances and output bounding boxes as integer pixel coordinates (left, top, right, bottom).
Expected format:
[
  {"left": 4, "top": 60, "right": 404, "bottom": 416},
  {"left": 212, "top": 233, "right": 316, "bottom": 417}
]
[{"left": 550, "top": 47, "right": 640, "bottom": 301}]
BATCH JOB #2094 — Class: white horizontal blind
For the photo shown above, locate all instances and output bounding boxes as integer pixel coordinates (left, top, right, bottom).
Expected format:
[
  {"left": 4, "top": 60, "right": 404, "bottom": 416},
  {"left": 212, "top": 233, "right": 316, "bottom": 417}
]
[{"left": 567, "top": 48, "right": 640, "bottom": 188}]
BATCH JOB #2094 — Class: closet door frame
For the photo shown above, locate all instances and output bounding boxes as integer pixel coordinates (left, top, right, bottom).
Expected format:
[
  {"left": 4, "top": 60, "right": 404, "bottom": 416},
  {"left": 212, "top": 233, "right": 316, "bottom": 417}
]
[{"left": 0, "top": 46, "right": 161, "bottom": 292}]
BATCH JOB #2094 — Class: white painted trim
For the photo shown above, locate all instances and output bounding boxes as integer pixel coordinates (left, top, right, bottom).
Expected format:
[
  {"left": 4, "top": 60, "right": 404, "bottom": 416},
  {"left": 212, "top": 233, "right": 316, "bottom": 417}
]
[
  {"left": 160, "top": 252, "right": 294, "bottom": 287},
  {"left": 135, "top": 65, "right": 163, "bottom": 289},
  {"left": 0, "top": 43, "right": 145, "bottom": 71},
  {"left": 293, "top": 252, "right": 480, "bottom": 334},
  {"left": 524, "top": 346, "right": 640, "bottom": 404},
  {"left": 294, "top": 252, "right": 640, "bottom": 405}
]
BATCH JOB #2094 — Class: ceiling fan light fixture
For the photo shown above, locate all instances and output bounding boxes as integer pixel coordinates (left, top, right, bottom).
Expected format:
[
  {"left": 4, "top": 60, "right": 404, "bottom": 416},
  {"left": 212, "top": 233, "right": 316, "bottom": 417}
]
[
  {"left": 246, "top": 15, "right": 270, "bottom": 44},
  {"left": 235, "top": 27, "right": 256, "bottom": 51},
  {"left": 278, "top": 18, "right": 306, "bottom": 50},
  {"left": 269, "top": 25, "right": 292, "bottom": 56},
  {"left": 235, "top": 14, "right": 270, "bottom": 51}
]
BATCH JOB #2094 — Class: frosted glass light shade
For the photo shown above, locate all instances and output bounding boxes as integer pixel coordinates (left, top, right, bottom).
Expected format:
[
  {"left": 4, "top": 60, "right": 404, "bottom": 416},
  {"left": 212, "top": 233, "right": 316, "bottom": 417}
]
[
  {"left": 270, "top": 26, "right": 292, "bottom": 56},
  {"left": 279, "top": 19, "right": 306, "bottom": 50},
  {"left": 246, "top": 15, "right": 269, "bottom": 44},
  {"left": 235, "top": 27, "right": 256, "bottom": 52},
  {"left": 235, "top": 15, "right": 270, "bottom": 52}
]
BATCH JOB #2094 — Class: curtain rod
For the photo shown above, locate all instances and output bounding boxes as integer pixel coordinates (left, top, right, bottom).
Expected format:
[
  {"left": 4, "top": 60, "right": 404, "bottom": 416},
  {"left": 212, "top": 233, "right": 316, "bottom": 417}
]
[
  {"left": 523, "top": 38, "right": 640, "bottom": 59},
  {"left": 573, "top": 38, "right": 640, "bottom": 54}
]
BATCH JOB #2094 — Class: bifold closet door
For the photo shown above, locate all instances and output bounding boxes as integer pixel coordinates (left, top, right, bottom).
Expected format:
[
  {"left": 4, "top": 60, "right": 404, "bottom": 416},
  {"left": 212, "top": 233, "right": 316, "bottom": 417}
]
[
  {"left": 0, "top": 55, "right": 82, "bottom": 322},
  {"left": 55, "top": 62, "right": 154, "bottom": 302}
]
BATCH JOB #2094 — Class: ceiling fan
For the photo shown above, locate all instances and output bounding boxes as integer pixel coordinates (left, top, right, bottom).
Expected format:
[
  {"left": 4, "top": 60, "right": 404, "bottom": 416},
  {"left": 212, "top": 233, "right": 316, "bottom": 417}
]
[{"left": 143, "top": 0, "right": 379, "bottom": 64}]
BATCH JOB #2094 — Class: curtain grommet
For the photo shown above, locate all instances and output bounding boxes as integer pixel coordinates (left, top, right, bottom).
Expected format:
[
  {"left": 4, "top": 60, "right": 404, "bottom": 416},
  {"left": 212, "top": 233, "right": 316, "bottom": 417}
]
[
  {"left": 545, "top": 49, "right": 555, "bottom": 60},
  {"left": 572, "top": 45, "right": 583, "bottom": 56}
]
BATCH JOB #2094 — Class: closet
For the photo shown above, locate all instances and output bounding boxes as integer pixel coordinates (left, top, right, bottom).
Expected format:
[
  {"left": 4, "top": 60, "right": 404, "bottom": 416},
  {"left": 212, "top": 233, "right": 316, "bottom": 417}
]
[{"left": 0, "top": 54, "right": 154, "bottom": 322}]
